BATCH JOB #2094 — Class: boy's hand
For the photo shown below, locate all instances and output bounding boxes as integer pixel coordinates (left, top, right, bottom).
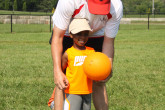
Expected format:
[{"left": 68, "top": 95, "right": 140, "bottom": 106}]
[
  {"left": 54, "top": 71, "right": 69, "bottom": 90},
  {"left": 95, "top": 58, "right": 113, "bottom": 83},
  {"left": 96, "top": 71, "right": 113, "bottom": 83},
  {"left": 97, "top": 72, "right": 113, "bottom": 83}
]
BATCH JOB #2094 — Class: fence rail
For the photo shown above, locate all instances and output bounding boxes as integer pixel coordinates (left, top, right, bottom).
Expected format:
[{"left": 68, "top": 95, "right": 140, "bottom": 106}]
[
  {"left": 0, "top": 13, "right": 165, "bottom": 33},
  {"left": 0, "top": 14, "right": 53, "bottom": 33},
  {"left": 123, "top": 11, "right": 165, "bottom": 18}
]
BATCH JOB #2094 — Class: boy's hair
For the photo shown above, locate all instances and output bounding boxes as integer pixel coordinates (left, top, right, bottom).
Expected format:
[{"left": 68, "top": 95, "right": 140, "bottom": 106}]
[{"left": 69, "top": 19, "right": 92, "bottom": 34}]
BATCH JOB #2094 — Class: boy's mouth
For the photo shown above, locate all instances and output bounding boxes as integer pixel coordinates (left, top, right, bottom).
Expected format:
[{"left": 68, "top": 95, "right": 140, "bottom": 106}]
[{"left": 78, "top": 40, "right": 85, "bottom": 43}]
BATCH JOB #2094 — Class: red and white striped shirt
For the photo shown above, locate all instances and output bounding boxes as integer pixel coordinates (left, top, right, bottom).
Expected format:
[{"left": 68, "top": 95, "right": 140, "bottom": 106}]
[{"left": 52, "top": 0, "right": 123, "bottom": 38}]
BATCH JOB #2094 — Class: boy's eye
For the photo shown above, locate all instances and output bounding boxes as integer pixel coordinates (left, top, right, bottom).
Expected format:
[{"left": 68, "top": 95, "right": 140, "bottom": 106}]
[
  {"left": 84, "top": 33, "right": 89, "bottom": 36},
  {"left": 76, "top": 33, "right": 81, "bottom": 36},
  {"left": 75, "top": 31, "right": 89, "bottom": 36}
]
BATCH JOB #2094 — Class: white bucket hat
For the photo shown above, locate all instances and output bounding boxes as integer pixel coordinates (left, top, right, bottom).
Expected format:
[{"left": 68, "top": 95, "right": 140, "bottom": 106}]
[{"left": 69, "top": 19, "right": 92, "bottom": 34}]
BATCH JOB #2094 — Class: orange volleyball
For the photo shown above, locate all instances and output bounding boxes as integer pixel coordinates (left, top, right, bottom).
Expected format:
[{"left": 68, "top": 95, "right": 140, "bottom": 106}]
[{"left": 83, "top": 52, "right": 111, "bottom": 81}]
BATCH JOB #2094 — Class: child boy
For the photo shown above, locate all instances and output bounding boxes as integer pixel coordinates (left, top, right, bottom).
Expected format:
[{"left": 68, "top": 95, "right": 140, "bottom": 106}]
[{"left": 48, "top": 18, "right": 95, "bottom": 110}]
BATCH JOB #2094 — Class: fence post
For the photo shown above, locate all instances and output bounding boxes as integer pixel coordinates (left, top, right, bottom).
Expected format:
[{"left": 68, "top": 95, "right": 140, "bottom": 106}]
[
  {"left": 125, "top": 11, "right": 126, "bottom": 18},
  {"left": 50, "top": 15, "right": 51, "bottom": 32},
  {"left": 11, "top": 14, "right": 12, "bottom": 33},
  {"left": 148, "top": 13, "right": 150, "bottom": 30},
  {"left": 154, "top": 11, "right": 155, "bottom": 18}
]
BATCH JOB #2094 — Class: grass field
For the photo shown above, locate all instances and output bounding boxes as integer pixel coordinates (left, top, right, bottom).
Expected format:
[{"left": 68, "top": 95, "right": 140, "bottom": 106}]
[
  {"left": 0, "top": 24, "right": 51, "bottom": 33},
  {"left": 0, "top": 10, "right": 52, "bottom": 15},
  {"left": 0, "top": 25, "right": 165, "bottom": 110},
  {"left": 0, "top": 23, "right": 165, "bottom": 33}
]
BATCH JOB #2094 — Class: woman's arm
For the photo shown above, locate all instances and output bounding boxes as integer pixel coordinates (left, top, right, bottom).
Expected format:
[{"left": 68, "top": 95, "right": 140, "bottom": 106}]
[
  {"left": 101, "top": 36, "right": 115, "bottom": 82},
  {"left": 51, "top": 26, "right": 69, "bottom": 89}
]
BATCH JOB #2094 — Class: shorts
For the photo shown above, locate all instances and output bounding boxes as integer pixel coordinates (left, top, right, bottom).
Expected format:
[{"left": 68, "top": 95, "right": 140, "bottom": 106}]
[
  {"left": 64, "top": 94, "right": 91, "bottom": 110},
  {"left": 50, "top": 101, "right": 54, "bottom": 110},
  {"left": 49, "top": 32, "right": 104, "bottom": 53},
  {"left": 63, "top": 36, "right": 104, "bottom": 53}
]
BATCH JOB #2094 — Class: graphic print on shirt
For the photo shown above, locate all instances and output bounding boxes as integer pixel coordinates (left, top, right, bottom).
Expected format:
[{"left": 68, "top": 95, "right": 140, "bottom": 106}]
[{"left": 74, "top": 56, "right": 87, "bottom": 66}]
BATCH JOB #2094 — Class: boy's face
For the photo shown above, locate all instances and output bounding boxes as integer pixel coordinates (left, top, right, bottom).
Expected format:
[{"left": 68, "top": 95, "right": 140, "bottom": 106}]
[{"left": 72, "top": 31, "right": 89, "bottom": 47}]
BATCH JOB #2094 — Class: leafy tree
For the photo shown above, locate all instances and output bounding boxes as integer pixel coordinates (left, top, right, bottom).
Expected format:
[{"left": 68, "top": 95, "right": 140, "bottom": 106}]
[
  {"left": 38, "top": 0, "right": 53, "bottom": 12},
  {"left": 1, "top": 0, "right": 164, "bottom": 13},
  {"left": 22, "top": 1, "right": 26, "bottom": 11},
  {"left": 5, "top": 0, "right": 9, "bottom": 10},
  {"left": 26, "top": 0, "right": 38, "bottom": 11},
  {"left": 136, "top": 4, "right": 147, "bottom": 14},
  {"left": 0, "top": 0, "right": 4, "bottom": 9},
  {"left": 53, "top": 0, "right": 58, "bottom": 8},
  {"left": 17, "top": 0, "right": 24, "bottom": 11},
  {"left": 160, "top": 7, "right": 165, "bottom": 13},
  {"left": 154, "top": 1, "right": 165, "bottom": 13},
  {"left": 123, "top": 0, "right": 136, "bottom": 12},
  {"left": 13, "top": 0, "right": 17, "bottom": 11},
  {"left": 122, "top": 0, "right": 159, "bottom": 14}
]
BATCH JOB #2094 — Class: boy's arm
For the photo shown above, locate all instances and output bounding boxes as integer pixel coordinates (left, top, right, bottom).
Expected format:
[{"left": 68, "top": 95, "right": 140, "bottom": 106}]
[{"left": 61, "top": 52, "right": 68, "bottom": 71}]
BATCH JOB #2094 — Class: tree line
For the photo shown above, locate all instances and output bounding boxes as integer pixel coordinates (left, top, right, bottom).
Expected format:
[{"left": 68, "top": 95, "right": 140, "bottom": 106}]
[
  {"left": 122, "top": 0, "right": 165, "bottom": 14},
  {"left": 0, "top": 0, "right": 165, "bottom": 14},
  {"left": 0, "top": 0, "right": 58, "bottom": 12}
]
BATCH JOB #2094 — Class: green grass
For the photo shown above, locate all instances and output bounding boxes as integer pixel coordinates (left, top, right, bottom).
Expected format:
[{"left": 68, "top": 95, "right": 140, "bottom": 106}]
[
  {"left": 0, "top": 24, "right": 165, "bottom": 33},
  {"left": 123, "top": 14, "right": 165, "bottom": 18},
  {"left": 119, "top": 24, "right": 165, "bottom": 30},
  {"left": 0, "top": 10, "right": 52, "bottom": 15},
  {"left": 0, "top": 24, "right": 52, "bottom": 33},
  {"left": 0, "top": 25, "right": 165, "bottom": 110},
  {"left": 0, "top": 33, "right": 53, "bottom": 110},
  {"left": 131, "top": 21, "right": 165, "bottom": 24},
  {"left": 110, "top": 29, "right": 165, "bottom": 110}
]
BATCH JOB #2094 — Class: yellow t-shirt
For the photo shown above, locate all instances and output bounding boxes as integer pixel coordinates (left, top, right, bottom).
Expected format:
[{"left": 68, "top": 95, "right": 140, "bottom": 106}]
[{"left": 64, "top": 46, "right": 95, "bottom": 94}]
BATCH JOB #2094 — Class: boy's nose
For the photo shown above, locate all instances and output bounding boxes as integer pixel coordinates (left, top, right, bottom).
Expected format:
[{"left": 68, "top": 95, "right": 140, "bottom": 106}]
[{"left": 79, "top": 36, "right": 85, "bottom": 39}]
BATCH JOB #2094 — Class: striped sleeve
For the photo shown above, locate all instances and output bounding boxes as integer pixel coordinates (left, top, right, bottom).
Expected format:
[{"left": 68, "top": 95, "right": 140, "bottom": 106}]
[
  {"left": 104, "top": 0, "right": 123, "bottom": 38},
  {"left": 52, "top": 0, "right": 75, "bottom": 30}
]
